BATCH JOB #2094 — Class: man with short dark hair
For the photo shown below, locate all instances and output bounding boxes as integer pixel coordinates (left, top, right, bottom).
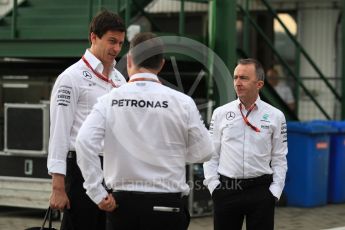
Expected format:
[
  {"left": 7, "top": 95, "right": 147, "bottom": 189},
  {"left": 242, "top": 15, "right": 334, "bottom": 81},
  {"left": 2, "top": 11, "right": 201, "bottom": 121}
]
[
  {"left": 204, "top": 58, "right": 288, "bottom": 230},
  {"left": 76, "top": 32, "right": 214, "bottom": 230},
  {"left": 48, "top": 10, "right": 126, "bottom": 230}
]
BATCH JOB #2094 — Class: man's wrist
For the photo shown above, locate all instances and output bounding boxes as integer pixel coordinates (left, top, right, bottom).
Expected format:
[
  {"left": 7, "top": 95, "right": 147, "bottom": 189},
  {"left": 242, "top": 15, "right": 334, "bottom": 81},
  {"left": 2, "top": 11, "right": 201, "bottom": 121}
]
[{"left": 52, "top": 173, "right": 66, "bottom": 191}]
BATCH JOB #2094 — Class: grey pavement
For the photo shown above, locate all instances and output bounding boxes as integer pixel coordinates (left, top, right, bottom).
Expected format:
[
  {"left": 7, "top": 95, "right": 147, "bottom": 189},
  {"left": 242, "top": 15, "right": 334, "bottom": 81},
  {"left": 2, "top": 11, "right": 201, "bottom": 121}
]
[
  {"left": 1, "top": 204, "right": 345, "bottom": 230},
  {"left": 189, "top": 203, "right": 345, "bottom": 230}
]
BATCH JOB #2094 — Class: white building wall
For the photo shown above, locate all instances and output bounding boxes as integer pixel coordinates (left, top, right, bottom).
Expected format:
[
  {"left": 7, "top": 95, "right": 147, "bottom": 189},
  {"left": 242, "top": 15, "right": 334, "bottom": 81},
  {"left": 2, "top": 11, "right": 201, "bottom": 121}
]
[{"left": 297, "top": 6, "right": 340, "bottom": 120}]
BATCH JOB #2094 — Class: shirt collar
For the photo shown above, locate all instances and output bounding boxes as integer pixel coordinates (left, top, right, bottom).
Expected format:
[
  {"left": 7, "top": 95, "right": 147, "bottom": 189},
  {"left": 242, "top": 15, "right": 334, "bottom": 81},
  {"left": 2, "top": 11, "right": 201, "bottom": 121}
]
[
  {"left": 237, "top": 96, "right": 262, "bottom": 110},
  {"left": 83, "top": 49, "right": 117, "bottom": 73},
  {"left": 129, "top": 73, "right": 159, "bottom": 81}
]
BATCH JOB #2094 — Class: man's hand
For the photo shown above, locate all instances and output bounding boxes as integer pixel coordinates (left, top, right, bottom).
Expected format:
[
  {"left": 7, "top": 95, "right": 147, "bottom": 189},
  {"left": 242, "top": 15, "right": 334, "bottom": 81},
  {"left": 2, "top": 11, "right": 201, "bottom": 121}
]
[
  {"left": 50, "top": 173, "right": 70, "bottom": 210},
  {"left": 98, "top": 194, "right": 116, "bottom": 212}
]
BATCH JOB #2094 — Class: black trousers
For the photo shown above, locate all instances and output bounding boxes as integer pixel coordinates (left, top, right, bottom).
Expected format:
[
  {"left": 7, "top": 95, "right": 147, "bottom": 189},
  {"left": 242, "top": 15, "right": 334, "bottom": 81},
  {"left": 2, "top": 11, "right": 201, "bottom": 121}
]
[
  {"left": 107, "top": 191, "right": 190, "bottom": 230},
  {"left": 60, "top": 153, "right": 106, "bottom": 230},
  {"left": 212, "top": 174, "right": 275, "bottom": 230}
]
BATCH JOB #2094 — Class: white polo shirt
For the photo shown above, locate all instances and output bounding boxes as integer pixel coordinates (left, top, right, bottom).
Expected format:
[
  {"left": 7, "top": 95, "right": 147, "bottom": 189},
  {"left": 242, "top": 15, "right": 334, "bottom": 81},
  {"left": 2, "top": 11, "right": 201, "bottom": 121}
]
[
  {"left": 76, "top": 73, "right": 214, "bottom": 204},
  {"left": 203, "top": 97, "right": 288, "bottom": 199},
  {"left": 47, "top": 49, "right": 126, "bottom": 176}
]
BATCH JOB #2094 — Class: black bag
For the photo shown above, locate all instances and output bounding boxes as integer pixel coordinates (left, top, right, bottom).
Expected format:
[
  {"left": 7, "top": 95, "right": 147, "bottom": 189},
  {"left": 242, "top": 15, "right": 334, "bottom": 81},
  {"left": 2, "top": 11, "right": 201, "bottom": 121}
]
[{"left": 25, "top": 207, "right": 57, "bottom": 230}]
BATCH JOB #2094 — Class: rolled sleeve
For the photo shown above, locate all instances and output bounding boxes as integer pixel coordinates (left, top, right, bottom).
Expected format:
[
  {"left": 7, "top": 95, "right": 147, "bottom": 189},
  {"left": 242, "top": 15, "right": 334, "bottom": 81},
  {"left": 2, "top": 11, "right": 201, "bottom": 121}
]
[
  {"left": 47, "top": 160, "right": 66, "bottom": 176},
  {"left": 48, "top": 74, "right": 78, "bottom": 175}
]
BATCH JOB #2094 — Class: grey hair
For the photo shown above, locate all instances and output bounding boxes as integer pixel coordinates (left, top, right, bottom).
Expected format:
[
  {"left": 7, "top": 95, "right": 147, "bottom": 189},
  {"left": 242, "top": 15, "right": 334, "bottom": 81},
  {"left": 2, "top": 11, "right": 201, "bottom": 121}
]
[{"left": 237, "top": 58, "right": 265, "bottom": 81}]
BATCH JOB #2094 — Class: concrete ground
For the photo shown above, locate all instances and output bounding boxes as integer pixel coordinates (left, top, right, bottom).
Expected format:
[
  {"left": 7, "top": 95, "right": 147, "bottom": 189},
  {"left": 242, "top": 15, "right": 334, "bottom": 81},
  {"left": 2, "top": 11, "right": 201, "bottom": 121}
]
[
  {"left": 189, "top": 204, "right": 345, "bottom": 230},
  {"left": 1, "top": 204, "right": 345, "bottom": 230}
]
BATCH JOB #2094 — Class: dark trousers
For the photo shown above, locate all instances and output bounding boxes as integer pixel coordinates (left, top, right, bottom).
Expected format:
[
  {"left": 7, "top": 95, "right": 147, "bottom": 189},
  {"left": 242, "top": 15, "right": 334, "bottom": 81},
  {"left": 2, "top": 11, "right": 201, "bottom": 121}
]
[
  {"left": 107, "top": 191, "right": 190, "bottom": 230},
  {"left": 60, "top": 153, "right": 106, "bottom": 230},
  {"left": 212, "top": 174, "right": 275, "bottom": 230}
]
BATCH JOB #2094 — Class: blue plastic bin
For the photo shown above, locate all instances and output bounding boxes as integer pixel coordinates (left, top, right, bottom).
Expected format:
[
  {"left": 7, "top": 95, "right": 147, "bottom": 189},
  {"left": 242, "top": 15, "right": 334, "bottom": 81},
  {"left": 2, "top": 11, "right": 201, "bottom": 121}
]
[
  {"left": 312, "top": 121, "right": 345, "bottom": 203},
  {"left": 285, "top": 121, "right": 337, "bottom": 207}
]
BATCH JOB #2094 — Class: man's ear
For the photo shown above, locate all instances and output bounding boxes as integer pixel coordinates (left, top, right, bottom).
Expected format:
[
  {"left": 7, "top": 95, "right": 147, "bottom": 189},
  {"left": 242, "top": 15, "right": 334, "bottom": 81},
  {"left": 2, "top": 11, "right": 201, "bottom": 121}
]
[
  {"left": 127, "top": 53, "right": 132, "bottom": 69},
  {"left": 257, "top": 80, "right": 264, "bottom": 90},
  {"left": 127, "top": 53, "right": 133, "bottom": 76},
  {"left": 157, "top": 59, "right": 165, "bottom": 73},
  {"left": 90, "top": 32, "right": 97, "bottom": 44}
]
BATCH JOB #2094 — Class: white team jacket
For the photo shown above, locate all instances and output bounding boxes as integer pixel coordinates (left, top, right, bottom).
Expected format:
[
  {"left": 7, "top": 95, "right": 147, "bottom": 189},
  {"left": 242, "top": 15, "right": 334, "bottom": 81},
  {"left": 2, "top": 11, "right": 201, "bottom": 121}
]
[
  {"left": 76, "top": 73, "right": 214, "bottom": 204},
  {"left": 47, "top": 49, "right": 126, "bottom": 175}
]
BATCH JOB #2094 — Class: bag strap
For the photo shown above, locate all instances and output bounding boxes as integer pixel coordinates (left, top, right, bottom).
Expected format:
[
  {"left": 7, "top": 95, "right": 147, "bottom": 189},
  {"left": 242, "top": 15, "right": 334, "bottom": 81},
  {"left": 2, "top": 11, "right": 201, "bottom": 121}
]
[
  {"left": 48, "top": 208, "right": 53, "bottom": 230},
  {"left": 40, "top": 207, "right": 53, "bottom": 230}
]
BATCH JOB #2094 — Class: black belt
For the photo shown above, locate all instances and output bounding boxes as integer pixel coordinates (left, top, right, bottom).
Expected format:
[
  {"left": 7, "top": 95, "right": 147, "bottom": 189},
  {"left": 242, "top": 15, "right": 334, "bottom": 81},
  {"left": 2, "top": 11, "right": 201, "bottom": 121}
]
[
  {"left": 67, "top": 151, "right": 103, "bottom": 159},
  {"left": 219, "top": 174, "right": 273, "bottom": 189}
]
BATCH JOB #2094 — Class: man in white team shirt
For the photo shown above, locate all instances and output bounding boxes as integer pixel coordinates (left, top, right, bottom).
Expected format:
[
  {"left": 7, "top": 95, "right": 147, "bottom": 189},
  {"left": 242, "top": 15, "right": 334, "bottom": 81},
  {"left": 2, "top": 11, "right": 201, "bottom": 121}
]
[
  {"left": 204, "top": 59, "right": 288, "bottom": 230},
  {"left": 47, "top": 10, "right": 126, "bottom": 230},
  {"left": 76, "top": 32, "right": 214, "bottom": 230}
]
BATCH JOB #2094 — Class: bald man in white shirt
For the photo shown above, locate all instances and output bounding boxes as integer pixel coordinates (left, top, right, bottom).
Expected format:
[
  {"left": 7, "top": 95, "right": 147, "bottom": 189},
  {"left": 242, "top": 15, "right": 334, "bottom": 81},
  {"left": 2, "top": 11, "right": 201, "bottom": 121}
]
[{"left": 204, "top": 58, "right": 288, "bottom": 230}]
